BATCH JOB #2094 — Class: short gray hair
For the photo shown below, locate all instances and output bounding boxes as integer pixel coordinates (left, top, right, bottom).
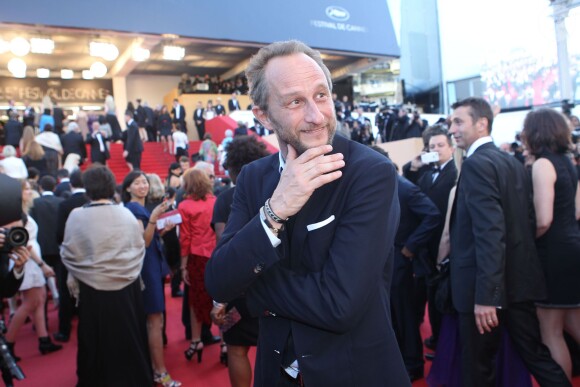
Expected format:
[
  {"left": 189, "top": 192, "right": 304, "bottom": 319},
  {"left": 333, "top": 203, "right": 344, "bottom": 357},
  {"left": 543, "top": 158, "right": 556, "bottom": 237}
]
[
  {"left": 246, "top": 40, "right": 332, "bottom": 113},
  {"left": 2, "top": 145, "right": 16, "bottom": 157},
  {"left": 67, "top": 122, "right": 79, "bottom": 133}
]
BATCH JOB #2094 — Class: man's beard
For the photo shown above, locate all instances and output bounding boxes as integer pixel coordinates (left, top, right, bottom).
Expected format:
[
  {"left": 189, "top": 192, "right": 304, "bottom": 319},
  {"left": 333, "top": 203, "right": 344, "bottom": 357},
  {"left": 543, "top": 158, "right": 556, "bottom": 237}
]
[{"left": 270, "top": 115, "right": 337, "bottom": 156}]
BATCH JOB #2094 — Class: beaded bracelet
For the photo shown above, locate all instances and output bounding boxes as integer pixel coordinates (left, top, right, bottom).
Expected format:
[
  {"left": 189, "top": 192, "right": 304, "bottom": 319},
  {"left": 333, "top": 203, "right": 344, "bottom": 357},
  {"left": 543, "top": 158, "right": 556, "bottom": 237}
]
[{"left": 264, "top": 198, "right": 288, "bottom": 224}]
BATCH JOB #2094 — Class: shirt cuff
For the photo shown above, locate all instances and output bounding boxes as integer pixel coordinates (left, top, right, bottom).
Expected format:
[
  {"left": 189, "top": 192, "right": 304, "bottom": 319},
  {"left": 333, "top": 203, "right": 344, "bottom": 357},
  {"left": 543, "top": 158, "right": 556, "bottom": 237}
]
[{"left": 259, "top": 209, "right": 281, "bottom": 248}]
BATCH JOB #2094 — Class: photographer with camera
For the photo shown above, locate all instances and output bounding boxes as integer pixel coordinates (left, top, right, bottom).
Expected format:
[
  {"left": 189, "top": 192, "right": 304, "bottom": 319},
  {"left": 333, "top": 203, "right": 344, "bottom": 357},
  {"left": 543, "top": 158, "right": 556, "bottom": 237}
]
[{"left": 0, "top": 174, "right": 31, "bottom": 387}]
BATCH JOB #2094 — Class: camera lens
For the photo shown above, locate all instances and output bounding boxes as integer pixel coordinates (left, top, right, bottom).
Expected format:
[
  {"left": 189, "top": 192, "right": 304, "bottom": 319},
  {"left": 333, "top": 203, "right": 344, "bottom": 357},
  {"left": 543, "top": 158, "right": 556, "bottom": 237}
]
[{"left": 7, "top": 227, "right": 29, "bottom": 248}]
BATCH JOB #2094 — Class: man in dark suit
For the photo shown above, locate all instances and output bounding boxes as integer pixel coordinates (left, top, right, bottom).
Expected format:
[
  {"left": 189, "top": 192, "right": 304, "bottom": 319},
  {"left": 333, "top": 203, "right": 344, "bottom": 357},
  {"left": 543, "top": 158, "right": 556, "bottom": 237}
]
[
  {"left": 406, "top": 125, "right": 458, "bottom": 351},
  {"left": 123, "top": 110, "right": 143, "bottom": 171},
  {"left": 214, "top": 97, "right": 226, "bottom": 116},
  {"left": 172, "top": 98, "right": 187, "bottom": 134},
  {"left": 228, "top": 92, "right": 240, "bottom": 113},
  {"left": 60, "top": 122, "right": 86, "bottom": 166},
  {"left": 206, "top": 40, "right": 409, "bottom": 387},
  {"left": 370, "top": 147, "right": 440, "bottom": 381},
  {"left": 30, "top": 176, "right": 64, "bottom": 271},
  {"left": 143, "top": 101, "right": 156, "bottom": 142},
  {"left": 4, "top": 111, "right": 23, "bottom": 148},
  {"left": 22, "top": 100, "right": 35, "bottom": 128},
  {"left": 52, "top": 102, "right": 65, "bottom": 135},
  {"left": 193, "top": 101, "right": 205, "bottom": 141},
  {"left": 54, "top": 169, "right": 71, "bottom": 198},
  {"left": 54, "top": 169, "right": 88, "bottom": 342},
  {"left": 448, "top": 97, "right": 569, "bottom": 387}
]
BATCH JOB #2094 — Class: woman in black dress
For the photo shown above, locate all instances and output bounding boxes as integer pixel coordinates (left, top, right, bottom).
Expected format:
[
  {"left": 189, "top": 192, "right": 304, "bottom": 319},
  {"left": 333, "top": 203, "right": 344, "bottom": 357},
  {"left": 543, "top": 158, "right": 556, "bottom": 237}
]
[
  {"left": 522, "top": 108, "right": 580, "bottom": 381},
  {"left": 158, "top": 105, "right": 173, "bottom": 154}
]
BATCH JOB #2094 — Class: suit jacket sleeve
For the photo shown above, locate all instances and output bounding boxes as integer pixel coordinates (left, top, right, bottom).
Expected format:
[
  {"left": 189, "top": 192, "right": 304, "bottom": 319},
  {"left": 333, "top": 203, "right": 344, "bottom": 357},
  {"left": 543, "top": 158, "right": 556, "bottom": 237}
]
[
  {"left": 207, "top": 158, "right": 400, "bottom": 333},
  {"left": 402, "top": 182, "right": 441, "bottom": 254},
  {"left": 0, "top": 257, "right": 23, "bottom": 298},
  {"left": 461, "top": 158, "right": 506, "bottom": 306}
]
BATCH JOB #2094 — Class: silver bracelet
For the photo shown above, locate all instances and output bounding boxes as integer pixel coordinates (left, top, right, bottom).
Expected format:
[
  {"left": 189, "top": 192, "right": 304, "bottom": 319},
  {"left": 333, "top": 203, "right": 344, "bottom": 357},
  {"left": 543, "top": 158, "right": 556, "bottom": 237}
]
[{"left": 264, "top": 198, "right": 288, "bottom": 224}]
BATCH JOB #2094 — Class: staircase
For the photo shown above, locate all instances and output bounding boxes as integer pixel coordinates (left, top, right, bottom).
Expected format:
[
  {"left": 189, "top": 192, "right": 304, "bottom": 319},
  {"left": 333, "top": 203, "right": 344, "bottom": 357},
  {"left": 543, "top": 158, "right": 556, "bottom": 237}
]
[{"left": 87, "top": 141, "right": 202, "bottom": 183}]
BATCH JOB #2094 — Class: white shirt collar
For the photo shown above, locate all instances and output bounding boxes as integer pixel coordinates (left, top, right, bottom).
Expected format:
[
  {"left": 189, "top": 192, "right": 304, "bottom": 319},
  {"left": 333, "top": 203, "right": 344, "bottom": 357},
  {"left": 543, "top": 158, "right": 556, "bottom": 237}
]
[
  {"left": 72, "top": 188, "right": 86, "bottom": 194},
  {"left": 466, "top": 136, "right": 493, "bottom": 158},
  {"left": 41, "top": 191, "right": 54, "bottom": 196},
  {"left": 439, "top": 158, "right": 453, "bottom": 170}
]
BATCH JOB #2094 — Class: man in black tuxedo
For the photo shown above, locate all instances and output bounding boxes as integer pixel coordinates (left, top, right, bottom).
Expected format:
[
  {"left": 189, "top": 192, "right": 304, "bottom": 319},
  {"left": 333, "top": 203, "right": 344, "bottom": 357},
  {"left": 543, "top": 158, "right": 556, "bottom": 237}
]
[
  {"left": 54, "top": 169, "right": 88, "bottom": 342},
  {"left": 369, "top": 146, "right": 440, "bottom": 381},
  {"left": 214, "top": 97, "right": 226, "bottom": 116},
  {"left": 54, "top": 169, "right": 71, "bottom": 198},
  {"left": 30, "top": 176, "right": 64, "bottom": 270},
  {"left": 53, "top": 102, "right": 65, "bottom": 135},
  {"left": 228, "top": 92, "right": 240, "bottom": 113},
  {"left": 206, "top": 40, "right": 409, "bottom": 387},
  {"left": 193, "top": 101, "right": 205, "bottom": 141},
  {"left": 448, "top": 97, "right": 569, "bottom": 387},
  {"left": 172, "top": 98, "right": 187, "bottom": 134},
  {"left": 406, "top": 125, "right": 457, "bottom": 351},
  {"left": 123, "top": 110, "right": 143, "bottom": 171},
  {"left": 60, "top": 122, "right": 86, "bottom": 166},
  {"left": 143, "top": 101, "right": 156, "bottom": 142},
  {"left": 22, "top": 100, "right": 35, "bottom": 128}
]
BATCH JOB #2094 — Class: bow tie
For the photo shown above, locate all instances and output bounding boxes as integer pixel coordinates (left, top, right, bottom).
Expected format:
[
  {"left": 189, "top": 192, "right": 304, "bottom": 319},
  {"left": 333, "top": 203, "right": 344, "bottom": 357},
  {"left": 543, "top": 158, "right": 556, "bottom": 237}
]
[{"left": 431, "top": 165, "right": 441, "bottom": 173}]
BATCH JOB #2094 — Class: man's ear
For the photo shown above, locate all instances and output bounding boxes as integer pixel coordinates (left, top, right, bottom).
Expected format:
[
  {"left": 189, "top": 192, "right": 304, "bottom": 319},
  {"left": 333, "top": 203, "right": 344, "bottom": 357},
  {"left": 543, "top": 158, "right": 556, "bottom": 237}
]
[{"left": 252, "top": 106, "right": 272, "bottom": 131}]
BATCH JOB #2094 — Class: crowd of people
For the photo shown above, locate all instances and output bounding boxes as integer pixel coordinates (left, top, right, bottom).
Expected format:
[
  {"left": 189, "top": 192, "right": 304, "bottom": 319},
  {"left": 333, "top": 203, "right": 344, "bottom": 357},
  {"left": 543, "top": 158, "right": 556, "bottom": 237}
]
[
  {"left": 177, "top": 74, "right": 248, "bottom": 96},
  {"left": 0, "top": 39, "right": 579, "bottom": 387}
]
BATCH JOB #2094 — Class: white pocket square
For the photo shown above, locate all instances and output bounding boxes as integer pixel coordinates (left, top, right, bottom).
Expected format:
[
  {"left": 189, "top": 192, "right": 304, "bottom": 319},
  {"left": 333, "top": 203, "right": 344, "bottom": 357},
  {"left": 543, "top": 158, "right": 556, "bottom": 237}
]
[{"left": 307, "top": 215, "right": 335, "bottom": 231}]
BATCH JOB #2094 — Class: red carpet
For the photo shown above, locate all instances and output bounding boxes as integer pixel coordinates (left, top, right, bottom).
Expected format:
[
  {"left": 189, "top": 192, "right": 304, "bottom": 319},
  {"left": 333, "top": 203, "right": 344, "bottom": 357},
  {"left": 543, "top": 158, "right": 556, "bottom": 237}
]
[{"left": 8, "top": 285, "right": 580, "bottom": 386}]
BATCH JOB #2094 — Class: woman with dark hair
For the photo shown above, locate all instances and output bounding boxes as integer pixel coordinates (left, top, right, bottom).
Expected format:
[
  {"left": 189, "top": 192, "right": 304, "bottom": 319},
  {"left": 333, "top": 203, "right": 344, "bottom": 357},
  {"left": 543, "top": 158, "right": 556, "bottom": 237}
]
[
  {"left": 122, "top": 171, "right": 180, "bottom": 387},
  {"left": 166, "top": 163, "right": 182, "bottom": 189},
  {"left": 522, "top": 108, "right": 580, "bottom": 382},
  {"left": 60, "top": 165, "right": 152, "bottom": 386},
  {"left": 178, "top": 169, "right": 216, "bottom": 363}
]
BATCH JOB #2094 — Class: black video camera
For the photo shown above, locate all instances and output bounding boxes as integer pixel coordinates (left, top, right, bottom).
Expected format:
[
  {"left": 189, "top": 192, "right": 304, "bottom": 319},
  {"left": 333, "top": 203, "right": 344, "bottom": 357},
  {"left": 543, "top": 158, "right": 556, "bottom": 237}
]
[{"left": 0, "top": 227, "right": 29, "bottom": 254}]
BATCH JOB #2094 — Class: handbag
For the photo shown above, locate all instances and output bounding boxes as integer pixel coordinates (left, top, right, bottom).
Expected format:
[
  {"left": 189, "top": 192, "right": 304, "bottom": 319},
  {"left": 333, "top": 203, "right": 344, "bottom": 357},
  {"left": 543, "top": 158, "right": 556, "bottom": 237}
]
[{"left": 430, "top": 257, "right": 456, "bottom": 314}]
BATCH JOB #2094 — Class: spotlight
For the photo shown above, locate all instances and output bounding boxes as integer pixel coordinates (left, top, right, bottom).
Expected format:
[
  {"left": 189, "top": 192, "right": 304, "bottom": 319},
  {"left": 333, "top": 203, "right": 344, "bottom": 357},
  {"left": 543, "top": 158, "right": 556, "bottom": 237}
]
[
  {"left": 163, "top": 45, "right": 185, "bottom": 61},
  {"left": 90, "top": 61, "right": 107, "bottom": 78},
  {"left": 10, "top": 37, "right": 30, "bottom": 57},
  {"left": 30, "top": 38, "right": 54, "bottom": 54},
  {"left": 37, "top": 68, "right": 50, "bottom": 78},
  {"left": 8, "top": 58, "right": 26, "bottom": 77},
  {"left": 61, "top": 69, "right": 74, "bottom": 79},
  {"left": 132, "top": 47, "right": 150, "bottom": 62}
]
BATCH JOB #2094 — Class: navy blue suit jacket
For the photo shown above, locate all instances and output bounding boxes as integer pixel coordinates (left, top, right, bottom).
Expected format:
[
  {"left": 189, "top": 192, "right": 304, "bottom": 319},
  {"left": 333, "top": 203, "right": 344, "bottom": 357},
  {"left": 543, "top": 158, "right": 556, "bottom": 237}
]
[{"left": 206, "top": 135, "right": 409, "bottom": 387}]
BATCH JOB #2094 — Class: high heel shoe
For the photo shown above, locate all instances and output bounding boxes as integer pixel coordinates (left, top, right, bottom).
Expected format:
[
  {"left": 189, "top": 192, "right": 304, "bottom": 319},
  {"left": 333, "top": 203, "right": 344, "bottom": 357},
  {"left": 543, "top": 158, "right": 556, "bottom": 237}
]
[
  {"left": 219, "top": 342, "right": 228, "bottom": 366},
  {"left": 184, "top": 340, "right": 203, "bottom": 362},
  {"left": 154, "top": 371, "right": 181, "bottom": 387},
  {"left": 38, "top": 336, "right": 63, "bottom": 355}
]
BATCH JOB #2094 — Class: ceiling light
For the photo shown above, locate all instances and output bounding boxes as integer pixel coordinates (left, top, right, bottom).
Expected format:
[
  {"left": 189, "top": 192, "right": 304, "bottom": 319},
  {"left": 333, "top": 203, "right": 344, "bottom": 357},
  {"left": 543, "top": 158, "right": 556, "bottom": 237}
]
[
  {"left": 0, "top": 39, "right": 9, "bottom": 54},
  {"left": 30, "top": 38, "right": 54, "bottom": 54},
  {"left": 132, "top": 47, "right": 150, "bottom": 62},
  {"left": 90, "top": 41, "right": 119, "bottom": 61},
  {"left": 90, "top": 61, "right": 107, "bottom": 78},
  {"left": 82, "top": 70, "right": 94, "bottom": 80},
  {"left": 37, "top": 68, "right": 50, "bottom": 78},
  {"left": 10, "top": 37, "right": 30, "bottom": 56},
  {"left": 61, "top": 69, "right": 74, "bottom": 79},
  {"left": 8, "top": 58, "right": 26, "bottom": 77},
  {"left": 163, "top": 45, "right": 185, "bottom": 61}
]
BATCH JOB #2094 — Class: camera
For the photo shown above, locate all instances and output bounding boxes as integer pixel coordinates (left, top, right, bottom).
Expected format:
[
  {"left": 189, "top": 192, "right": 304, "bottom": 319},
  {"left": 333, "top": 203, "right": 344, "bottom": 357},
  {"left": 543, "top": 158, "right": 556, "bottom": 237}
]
[
  {"left": 421, "top": 152, "right": 440, "bottom": 164},
  {"left": 0, "top": 228, "right": 29, "bottom": 254}
]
